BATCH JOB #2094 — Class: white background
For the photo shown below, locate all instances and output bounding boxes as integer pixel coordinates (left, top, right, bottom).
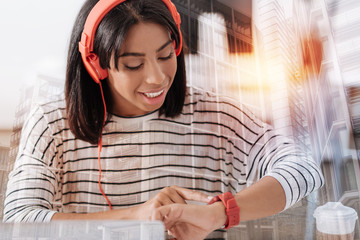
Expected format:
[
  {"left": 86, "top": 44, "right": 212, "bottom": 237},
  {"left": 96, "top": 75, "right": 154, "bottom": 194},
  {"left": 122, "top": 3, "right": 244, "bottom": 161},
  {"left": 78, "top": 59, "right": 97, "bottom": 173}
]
[{"left": 0, "top": 0, "right": 85, "bottom": 130}]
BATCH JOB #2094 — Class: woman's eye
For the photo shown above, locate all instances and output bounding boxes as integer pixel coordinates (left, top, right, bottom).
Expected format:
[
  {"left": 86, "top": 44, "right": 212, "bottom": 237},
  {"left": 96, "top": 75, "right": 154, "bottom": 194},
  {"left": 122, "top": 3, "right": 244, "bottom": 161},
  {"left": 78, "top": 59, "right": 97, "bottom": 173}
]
[
  {"left": 159, "top": 52, "right": 174, "bottom": 60},
  {"left": 125, "top": 64, "right": 143, "bottom": 71}
]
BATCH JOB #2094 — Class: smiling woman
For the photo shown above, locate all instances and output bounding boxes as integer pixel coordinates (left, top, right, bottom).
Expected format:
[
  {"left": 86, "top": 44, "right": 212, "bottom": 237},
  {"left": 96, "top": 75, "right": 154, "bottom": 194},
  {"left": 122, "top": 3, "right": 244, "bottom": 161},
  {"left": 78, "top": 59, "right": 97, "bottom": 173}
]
[
  {"left": 107, "top": 22, "right": 178, "bottom": 117},
  {"left": 3, "top": 0, "right": 324, "bottom": 240}
]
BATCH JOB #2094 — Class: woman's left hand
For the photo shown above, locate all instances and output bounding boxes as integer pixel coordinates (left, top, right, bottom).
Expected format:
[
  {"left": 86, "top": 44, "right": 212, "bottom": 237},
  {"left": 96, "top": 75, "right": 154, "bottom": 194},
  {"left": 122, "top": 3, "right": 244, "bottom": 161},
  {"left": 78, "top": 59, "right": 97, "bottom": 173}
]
[{"left": 152, "top": 201, "right": 227, "bottom": 240}]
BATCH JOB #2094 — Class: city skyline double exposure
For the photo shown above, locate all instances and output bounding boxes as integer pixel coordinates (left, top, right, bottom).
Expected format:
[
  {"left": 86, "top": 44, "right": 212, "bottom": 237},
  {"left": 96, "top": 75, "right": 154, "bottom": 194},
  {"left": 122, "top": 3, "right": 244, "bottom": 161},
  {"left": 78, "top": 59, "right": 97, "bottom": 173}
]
[{"left": 0, "top": 0, "right": 359, "bottom": 238}]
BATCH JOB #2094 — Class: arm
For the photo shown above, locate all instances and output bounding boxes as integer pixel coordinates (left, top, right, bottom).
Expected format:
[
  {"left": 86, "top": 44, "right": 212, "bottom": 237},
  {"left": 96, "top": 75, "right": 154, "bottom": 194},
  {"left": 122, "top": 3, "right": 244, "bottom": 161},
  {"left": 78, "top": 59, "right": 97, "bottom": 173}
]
[
  {"left": 152, "top": 176, "right": 285, "bottom": 240},
  {"left": 51, "top": 208, "right": 134, "bottom": 221},
  {"left": 52, "top": 185, "right": 211, "bottom": 221},
  {"left": 235, "top": 175, "right": 285, "bottom": 221},
  {"left": 3, "top": 105, "right": 58, "bottom": 222},
  {"left": 153, "top": 131, "right": 323, "bottom": 240}
]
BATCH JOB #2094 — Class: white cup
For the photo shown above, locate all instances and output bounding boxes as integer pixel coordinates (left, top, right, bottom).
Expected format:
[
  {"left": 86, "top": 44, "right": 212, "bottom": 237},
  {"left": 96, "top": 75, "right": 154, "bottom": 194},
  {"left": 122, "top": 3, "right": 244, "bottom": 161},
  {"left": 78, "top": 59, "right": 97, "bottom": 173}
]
[{"left": 313, "top": 202, "right": 358, "bottom": 239}]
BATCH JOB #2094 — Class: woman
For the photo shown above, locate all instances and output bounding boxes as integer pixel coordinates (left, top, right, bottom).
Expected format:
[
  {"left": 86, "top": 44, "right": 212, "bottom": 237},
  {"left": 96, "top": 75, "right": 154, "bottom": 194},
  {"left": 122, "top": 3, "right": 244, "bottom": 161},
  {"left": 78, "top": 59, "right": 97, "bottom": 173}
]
[{"left": 4, "top": 0, "right": 324, "bottom": 239}]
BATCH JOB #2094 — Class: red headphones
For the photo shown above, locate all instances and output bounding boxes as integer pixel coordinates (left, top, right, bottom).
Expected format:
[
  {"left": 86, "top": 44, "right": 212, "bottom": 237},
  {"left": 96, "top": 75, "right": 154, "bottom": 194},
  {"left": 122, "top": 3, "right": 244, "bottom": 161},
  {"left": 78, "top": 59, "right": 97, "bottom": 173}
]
[{"left": 79, "top": 0, "right": 183, "bottom": 84}]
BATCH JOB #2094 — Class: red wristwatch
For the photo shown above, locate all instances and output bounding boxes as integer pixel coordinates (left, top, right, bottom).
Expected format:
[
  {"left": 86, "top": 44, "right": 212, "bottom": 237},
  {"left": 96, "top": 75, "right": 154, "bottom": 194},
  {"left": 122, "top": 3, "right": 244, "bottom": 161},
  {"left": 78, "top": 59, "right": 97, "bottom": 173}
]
[{"left": 208, "top": 192, "right": 240, "bottom": 229}]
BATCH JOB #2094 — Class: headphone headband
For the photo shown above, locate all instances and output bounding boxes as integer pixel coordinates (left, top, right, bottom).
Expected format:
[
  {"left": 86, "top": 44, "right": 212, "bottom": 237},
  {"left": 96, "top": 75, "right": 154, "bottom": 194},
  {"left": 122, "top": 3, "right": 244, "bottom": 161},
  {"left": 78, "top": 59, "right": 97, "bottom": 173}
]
[{"left": 79, "top": 0, "right": 182, "bottom": 83}]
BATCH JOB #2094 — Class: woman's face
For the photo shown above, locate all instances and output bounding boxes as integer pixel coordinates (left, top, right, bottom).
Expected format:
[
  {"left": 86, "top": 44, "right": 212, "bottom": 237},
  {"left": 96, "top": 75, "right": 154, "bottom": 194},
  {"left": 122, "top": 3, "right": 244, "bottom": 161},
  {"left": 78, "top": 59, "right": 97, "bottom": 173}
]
[{"left": 107, "top": 22, "right": 177, "bottom": 117}]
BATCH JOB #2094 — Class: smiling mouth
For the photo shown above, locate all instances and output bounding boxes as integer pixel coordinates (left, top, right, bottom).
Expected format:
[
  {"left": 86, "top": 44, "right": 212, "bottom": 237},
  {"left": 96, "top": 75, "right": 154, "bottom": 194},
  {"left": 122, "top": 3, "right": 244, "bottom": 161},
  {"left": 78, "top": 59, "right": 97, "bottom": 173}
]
[{"left": 143, "top": 90, "right": 164, "bottom": 98}]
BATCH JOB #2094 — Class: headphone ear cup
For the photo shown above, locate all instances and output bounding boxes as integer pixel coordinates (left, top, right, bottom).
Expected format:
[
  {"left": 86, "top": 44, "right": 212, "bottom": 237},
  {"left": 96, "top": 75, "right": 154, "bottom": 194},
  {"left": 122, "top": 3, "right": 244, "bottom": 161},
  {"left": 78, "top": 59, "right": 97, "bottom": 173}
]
[
  {"left": 173, "top": 40, "right": 176, "bottom": 51},
  {"left": 174, "top": 31, "right": 183, "bottom": 56},
  {"left": 84, "top": 54, "right": 109, "bottom": 83}
]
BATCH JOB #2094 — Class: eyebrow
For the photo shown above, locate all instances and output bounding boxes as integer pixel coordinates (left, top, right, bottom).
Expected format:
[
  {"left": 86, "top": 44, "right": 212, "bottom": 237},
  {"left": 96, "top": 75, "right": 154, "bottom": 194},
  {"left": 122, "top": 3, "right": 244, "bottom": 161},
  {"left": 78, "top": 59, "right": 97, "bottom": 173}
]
[{"left": 119, "top": 40, "right": 173, "bottom": 58}]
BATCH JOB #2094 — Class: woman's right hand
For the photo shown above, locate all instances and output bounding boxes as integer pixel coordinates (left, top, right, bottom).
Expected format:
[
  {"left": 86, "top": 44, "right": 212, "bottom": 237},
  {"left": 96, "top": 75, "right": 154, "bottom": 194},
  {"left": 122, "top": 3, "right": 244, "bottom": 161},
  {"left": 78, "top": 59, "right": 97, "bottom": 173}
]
[
  {"left": 131, "top": 185, "right": 211, "bottom": 220},
  {"left": 52, "top": 186, "right": 211, "bottom": 221}
]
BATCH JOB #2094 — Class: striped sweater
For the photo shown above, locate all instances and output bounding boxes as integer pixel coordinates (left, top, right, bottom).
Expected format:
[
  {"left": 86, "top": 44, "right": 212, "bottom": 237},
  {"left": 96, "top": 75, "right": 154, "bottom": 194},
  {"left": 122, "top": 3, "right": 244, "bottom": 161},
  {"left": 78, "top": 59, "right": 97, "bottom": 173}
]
[{"left": 3, "top": 86, "right": 323, "bottom": 223}]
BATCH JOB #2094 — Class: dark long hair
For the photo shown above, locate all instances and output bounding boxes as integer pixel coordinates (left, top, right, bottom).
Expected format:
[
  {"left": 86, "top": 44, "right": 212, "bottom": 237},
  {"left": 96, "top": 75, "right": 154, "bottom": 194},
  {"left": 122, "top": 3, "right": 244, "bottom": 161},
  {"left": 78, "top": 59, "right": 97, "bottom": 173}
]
[{"left": 65, "top": 0, "right": 187, "bottom": 145}]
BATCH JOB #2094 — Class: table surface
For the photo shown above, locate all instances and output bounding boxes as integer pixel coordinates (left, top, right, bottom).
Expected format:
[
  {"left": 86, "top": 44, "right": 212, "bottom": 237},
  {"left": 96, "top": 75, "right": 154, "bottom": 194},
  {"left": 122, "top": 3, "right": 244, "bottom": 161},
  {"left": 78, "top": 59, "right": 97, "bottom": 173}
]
[{"left": 0, "top": 220, "right": 165, "bottom": 240}]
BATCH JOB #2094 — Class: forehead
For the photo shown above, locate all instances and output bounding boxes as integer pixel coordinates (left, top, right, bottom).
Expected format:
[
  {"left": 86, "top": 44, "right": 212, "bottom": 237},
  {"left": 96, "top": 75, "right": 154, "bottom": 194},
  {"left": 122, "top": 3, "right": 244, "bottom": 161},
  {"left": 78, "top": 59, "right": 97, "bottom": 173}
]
[{"left": 120, "top": 22, "right": 171, "bottom": 53}]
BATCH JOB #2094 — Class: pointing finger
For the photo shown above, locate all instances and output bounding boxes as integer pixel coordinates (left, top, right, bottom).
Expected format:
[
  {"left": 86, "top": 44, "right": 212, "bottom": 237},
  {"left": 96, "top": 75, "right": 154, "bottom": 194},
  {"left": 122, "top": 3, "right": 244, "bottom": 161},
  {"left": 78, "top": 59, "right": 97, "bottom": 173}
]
[{"left": 170, "top": 185, "right": 211, "bottom": 203}]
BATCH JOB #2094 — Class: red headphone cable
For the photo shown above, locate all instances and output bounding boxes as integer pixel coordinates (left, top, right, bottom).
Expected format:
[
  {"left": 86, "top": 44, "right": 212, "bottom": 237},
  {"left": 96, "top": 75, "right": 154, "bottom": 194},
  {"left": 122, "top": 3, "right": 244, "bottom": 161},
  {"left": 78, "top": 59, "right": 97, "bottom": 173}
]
[{"left": 98, "top": 82, "right": 113, "bottom": 210}]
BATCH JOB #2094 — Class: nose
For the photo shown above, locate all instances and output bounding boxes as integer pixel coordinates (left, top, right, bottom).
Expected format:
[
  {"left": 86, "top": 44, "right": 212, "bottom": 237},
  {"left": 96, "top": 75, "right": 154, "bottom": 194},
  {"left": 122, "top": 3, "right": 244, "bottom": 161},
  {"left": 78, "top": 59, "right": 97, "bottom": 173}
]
[{"left": 145, "top": 59, "right": 166, "bottom": 85}]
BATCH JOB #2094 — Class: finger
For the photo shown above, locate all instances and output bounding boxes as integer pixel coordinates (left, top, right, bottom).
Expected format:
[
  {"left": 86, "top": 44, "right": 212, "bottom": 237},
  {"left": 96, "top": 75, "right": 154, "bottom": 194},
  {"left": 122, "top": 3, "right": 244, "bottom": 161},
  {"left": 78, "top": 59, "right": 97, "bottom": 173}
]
[
  {"left": 156, "top": 189, "right": 185, "bottom": 206},
  {"left": 167, "top": 229, "right": 175, "bottom": 238},
  {"left": 151, "top": 205, "right": 169, "bottom": 221},
  {"left": 162, "top": 187, "right": 187, "bottom": 204},
  {"left": 168, "top": 226, "right": 183, "bottom": 240},
  {"left": 171, "top": 186, "right": 211, "bottom": 203},
  {"left": 168, "top": 227, "right": 180, "bottom": 240},
  {"left": 156, "top": 191, "right": 175, "bottom": 206},
  {"left": 151, "top": 205, "right": 181, "bottom": 229},
  {"left": 163, "top": 204, "right": 209, "bottom": 228},
  {"left": 152, "top": 209, "right": 176, "bottom": 232}
]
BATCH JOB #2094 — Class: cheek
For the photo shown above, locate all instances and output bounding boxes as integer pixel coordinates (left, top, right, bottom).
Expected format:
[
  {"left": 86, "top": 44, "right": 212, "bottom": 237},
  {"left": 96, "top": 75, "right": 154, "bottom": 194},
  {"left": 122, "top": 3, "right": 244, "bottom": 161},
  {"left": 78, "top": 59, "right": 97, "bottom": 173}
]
[{"left": 109, "top": 71, "right": 142, "bottom": 94}]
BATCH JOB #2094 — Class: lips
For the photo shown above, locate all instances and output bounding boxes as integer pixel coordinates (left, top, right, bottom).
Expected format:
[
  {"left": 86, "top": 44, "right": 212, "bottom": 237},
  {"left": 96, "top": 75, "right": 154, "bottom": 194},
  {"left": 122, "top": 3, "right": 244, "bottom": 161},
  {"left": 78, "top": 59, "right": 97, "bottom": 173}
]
[
  {"left": 143, "top": 89, "right": 164, "bottom": 98},
  {"left": 140, "top": 88, "right": 167, "bottom": 105}
]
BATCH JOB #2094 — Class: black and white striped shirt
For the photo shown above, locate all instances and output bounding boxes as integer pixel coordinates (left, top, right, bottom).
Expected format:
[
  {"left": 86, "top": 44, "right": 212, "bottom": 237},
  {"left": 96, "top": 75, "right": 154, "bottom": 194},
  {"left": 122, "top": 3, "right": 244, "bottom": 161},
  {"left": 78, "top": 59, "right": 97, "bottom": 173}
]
[{"left": 3, "top": 87, "right": 324, "bottom": 223}]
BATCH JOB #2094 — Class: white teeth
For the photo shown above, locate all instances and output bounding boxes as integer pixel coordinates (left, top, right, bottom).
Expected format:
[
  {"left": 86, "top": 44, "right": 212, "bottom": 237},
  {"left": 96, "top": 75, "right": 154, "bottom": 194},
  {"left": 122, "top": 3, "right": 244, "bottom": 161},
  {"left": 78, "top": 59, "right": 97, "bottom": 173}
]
[{"left": 144, "top": 90, "right": 164, "bottom": 98}]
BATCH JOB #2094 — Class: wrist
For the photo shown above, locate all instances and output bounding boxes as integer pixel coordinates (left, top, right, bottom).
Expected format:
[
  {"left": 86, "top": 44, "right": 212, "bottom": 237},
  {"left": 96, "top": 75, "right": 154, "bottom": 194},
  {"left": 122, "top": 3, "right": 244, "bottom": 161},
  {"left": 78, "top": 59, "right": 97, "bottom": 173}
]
[
  {"left": 208, "top": 192, "right": 240, "bottom": 229},
  {"left": 208, "top": 201, "right": 227, "bottom": 229},
  {"left": 103, "top": 206, "right": 139, "bottom": 220},
  {"left": 127, "top": 205, "right": 142, "bottom": 220}
]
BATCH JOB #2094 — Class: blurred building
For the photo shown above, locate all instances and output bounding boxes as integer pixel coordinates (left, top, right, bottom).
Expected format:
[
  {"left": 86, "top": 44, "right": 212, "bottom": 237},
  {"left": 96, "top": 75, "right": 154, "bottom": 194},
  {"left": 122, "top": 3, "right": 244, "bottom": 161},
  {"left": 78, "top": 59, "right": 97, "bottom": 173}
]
[
  {"left": 295, "top": 0, "right": 360, "bottom": 213},
  {"left": 169, "top": 0, "right": 360, "bottom": 238},
  {"left": 1, "top": 0, "right": 358, "bottom": 238},
  {"left": 348, "top": 86, "right": 360, "bottom": 150},
  {"left": 172, "top": 0, "right": 265, "bottom": 118},
  {"left": 249, "top": 0, "right": 316, "bottom": 238},
  {"left": 0, "top": 74, "right": 64, "bottom": 222},
  {"left": 176, "top": 0, "right": 324, "bottom": 239},
  {"left": 250, "top": 0, "right": 360, "bottom": 209},
  {"left": 0, "top": 146, "right": 10, "bottom": 220},
  {"left": 9, "top": 74, "right": 64, "bottom": 171},
  {"left": 253, "top": 0, "right": 311, "bottom": 154}
]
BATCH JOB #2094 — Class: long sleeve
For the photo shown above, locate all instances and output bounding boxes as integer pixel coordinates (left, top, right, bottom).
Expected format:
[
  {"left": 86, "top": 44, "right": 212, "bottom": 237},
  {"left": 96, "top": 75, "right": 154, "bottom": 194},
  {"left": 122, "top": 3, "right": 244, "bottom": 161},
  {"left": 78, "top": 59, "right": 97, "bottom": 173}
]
[
  {"left": 187, "top": 87, "right": 324, "bottom": 210},
  {"left": 3, "top": 105, "right": 59, "bottom": 222},
  {"left": 246, "top": 124, "right": 324, "bottom": 210}
]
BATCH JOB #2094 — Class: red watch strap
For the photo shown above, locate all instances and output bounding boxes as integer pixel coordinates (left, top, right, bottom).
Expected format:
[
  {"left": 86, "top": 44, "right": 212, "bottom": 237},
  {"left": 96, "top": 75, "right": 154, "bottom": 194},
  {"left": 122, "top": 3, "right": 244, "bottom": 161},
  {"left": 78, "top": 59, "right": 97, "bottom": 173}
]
[
  {"left": 208, "top": 195, "right": 221, "bottom": 205},
  {"left": 225, "top": 197, "right": 240, "bottom": 229},
  {"left": 208, "top": 192, "right": 240, "bottom": 229}
]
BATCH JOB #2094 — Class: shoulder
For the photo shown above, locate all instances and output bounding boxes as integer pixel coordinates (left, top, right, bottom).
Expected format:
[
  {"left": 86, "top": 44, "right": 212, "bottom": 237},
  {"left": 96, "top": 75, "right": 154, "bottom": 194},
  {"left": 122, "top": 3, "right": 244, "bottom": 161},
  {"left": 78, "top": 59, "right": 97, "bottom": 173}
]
[
  {"left": 37, "top": 94, "right": 66, "bottom": 122},
  {"left": 16, "top": 94, "right": 70, "bottom": 153},
  {"left": 184, "top": 86, "right": 264, "bottom": 126},
  {"left": 23, "top": 94, "right": 68, "bottom": 135},
  {"left": 183, "top": 86, "right": 218, "bottom": 111},
  {"left": 185, "top": 85, "right": 246, "bottom": 109}
]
